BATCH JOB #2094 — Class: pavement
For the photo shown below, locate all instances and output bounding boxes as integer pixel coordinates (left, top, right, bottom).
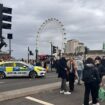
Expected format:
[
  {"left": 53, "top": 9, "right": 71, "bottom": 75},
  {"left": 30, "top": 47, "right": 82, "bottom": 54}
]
[
  {"left": 0, "top": 82, "right": 105, "bottom": 105},
  {"left": 0, "top": 75, "right": 105, "bottom": 104},
  {"left": 0, "top": 81, "right": 60, "bottom": 102},
  {"left": 0, "top": 71, "right": 61, "bottom": 101}
]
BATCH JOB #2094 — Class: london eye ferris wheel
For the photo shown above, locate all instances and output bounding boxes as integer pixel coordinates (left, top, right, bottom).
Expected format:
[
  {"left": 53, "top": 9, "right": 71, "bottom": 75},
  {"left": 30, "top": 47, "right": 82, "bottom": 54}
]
[{"left": 35, "top": 18, "right": 67, "bottom": 59}]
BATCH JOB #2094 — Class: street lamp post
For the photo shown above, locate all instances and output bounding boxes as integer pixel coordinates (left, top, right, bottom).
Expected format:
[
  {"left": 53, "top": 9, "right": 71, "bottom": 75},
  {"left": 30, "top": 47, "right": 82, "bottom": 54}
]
[
  {"left": 9, "top": 39, "right": 11, "bottom": 56},
  {"left": 35, "top": 49, "right": 38, "bottom": 63},
  {"left": 50, "top": 42, "right": 53, "bottom": 71}
]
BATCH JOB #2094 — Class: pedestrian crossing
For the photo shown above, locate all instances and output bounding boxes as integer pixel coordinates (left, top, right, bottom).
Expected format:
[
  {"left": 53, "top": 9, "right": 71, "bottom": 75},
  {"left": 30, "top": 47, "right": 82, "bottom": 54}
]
[{"left": 25, "top": 96, "right": 54, "bottom": 105}]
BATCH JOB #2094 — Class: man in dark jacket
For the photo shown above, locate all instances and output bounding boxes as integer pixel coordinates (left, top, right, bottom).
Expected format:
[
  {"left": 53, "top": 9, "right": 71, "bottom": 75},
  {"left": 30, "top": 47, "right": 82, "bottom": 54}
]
[
  {"left": 82, "top": 57, "right": 101, "bottom": 105},
  {"left": 58, "top": 56, "right": 71, "bottom": 95}
]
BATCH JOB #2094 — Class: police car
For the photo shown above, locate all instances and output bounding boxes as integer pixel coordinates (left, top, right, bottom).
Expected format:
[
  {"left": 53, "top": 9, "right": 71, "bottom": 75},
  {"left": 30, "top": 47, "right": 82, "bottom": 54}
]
[{"left": 0, "top": 61, "right": 46, "bottom": 79}]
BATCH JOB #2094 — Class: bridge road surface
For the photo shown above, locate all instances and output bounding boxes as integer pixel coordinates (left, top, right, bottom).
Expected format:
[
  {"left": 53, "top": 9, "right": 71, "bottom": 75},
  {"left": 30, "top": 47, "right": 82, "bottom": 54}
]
[
  {"left": 0, "top": 83, "right": 105, "bottom": 105},
  {"left": 0, "top": 72, "right": 59, "bottom": 92},
  {"left": 0, "top": 72, "right": 105, "bottom": 105}
]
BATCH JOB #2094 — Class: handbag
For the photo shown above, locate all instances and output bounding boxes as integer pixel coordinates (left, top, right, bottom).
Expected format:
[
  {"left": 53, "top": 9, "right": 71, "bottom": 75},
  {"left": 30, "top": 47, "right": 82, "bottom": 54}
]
[{"left": 98, "top": 87, "right": 105, "bottom": 101}]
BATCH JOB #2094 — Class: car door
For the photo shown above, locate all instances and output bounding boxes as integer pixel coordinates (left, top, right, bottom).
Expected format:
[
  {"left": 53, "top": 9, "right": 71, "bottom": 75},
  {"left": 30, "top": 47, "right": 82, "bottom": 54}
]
[
  {"left": 4, "top": 62, "right": 14, "bottom": 77},
  {"left": 15, "top": 62, "right": 30, "bottom": 76}
]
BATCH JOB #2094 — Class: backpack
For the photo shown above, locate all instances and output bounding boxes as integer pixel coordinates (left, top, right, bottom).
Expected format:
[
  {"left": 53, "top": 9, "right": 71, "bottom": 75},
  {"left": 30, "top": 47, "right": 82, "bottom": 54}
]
[{"left": 82, "top": 66, "right": 96, "bottom": 83}]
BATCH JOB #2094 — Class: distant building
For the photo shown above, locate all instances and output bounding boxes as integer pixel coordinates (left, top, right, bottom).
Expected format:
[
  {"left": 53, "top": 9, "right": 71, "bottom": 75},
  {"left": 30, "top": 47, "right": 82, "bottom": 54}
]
[
  {"left": 87, "top": 50, "right": 105, "bottom": 59},
  {"left": 0, "top": 51, "right": 11, "bottom": 61},
  {"left": 65, "top": 39, "right": 85, "bottom": 55}
]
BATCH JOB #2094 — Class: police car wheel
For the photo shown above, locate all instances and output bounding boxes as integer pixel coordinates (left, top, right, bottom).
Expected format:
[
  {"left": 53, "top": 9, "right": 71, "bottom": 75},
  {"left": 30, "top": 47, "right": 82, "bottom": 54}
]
[
  {"left": 0, "top": 72, "right": 5, "bottom": 79},
  {"left": 29, "top": 71, "right": 37, "bottom": 78}
]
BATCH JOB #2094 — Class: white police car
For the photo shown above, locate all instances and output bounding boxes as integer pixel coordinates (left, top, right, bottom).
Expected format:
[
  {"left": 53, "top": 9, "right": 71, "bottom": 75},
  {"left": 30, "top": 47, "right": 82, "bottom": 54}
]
[{"left": 0, "top": 61, "right": 46, "bottom": 79}]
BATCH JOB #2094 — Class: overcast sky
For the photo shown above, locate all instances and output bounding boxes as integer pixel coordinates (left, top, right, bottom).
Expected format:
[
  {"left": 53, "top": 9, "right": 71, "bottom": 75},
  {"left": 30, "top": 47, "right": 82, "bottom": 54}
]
[{"left": 1, "top": 0, "right": 105, "bottom": 59}]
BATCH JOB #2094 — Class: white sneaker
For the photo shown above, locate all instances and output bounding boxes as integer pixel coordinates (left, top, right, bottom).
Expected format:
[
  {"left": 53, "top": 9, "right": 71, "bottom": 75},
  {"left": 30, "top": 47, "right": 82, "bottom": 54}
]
[
  {"left": 96, "top": 103, "right": 100, "bottom": 105},
  {"left": 93, "top": 103, "right": 100, "bottom": 105},
  {"left": 64, "top": 91, "right": 71, "bottom": 95},
  {"left": 60, "top": 90, "right": 64, "bottom": 93}
]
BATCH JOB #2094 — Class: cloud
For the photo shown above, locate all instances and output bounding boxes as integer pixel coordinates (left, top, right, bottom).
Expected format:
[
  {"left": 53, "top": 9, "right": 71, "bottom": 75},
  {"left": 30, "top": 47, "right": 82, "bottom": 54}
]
[{"left": 1, "top": 0, "right": 105, "bottom": 59}]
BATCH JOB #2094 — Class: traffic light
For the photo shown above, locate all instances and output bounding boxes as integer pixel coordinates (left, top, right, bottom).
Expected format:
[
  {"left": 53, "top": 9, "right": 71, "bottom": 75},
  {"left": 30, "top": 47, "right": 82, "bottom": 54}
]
[
  {"left": 0, "top": 4, "right": 12, "bottom": 29},
  {"left": 52, "top": 46, "right": 57, "bottom": 53},
  {"left": 28, "top": 47, "right": 33, "bottom": 56},
  {"left": 0, "top": 3, "right": 12, "bottom": 50},
  {"left": 29, "top": 51, "right": 33, "bottom": 55},
  {"left": 7, "top": 33, "right": 13, "bottom": 39}
]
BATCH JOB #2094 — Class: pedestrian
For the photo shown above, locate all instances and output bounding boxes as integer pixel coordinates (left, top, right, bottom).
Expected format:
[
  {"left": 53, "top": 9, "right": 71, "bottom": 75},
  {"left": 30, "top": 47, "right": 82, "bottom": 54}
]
[
  {"left": 35, "top": 59, "right": 42, "bottom": 66},
  {"left": 75, "top": 57, "right": 84, "bottom": 85},
  {"left": 82, "top": 57, "right": 101, "bottom": 105},
  {"left": 95, "top": 56, "right": 105, "bottom": 103},
  {"left": 53, "top": 57, "right": 60, "bottom": 73},
  {"left": 101, "top": 56, "right": 105, "bottom": 67},
  {"left": 101, "top": 56, "right": 105, "bottom": 76},
  {"left": 67, "top": 57, "right": 78, "bottom": 92},
  {"left": 95, "top": 56, "right": 105, "bottom": 82},
  {"left": 58, "top": 55, "right": 71, "bottom": 95}
]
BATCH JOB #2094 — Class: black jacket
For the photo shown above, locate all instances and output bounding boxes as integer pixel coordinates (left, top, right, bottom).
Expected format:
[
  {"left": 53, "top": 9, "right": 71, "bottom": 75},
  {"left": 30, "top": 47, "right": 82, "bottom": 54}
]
[
  {"left": 95, "top": 64, "right": 105, "bottom": 79},
  {"left": 82, "top": 63, "right": 101, "bottom": 84},
  {"left": 58, "top": 57, "right": 67, "bottom": 79}
]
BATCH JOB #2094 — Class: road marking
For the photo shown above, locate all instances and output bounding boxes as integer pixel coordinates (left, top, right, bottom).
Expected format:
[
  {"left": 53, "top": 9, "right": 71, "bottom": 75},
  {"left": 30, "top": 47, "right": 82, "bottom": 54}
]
[
  {"left": 0, "top": 82, "right": 4, "bottom": 84},
  {"left": 25, "top": 96, "right": 54, "bottom": 105}
]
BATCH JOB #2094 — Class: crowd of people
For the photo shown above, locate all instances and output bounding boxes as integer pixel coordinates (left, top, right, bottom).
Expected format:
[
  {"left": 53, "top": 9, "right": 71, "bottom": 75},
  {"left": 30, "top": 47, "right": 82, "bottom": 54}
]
[
  {"left": 0, "top": 53, "right": 105, "bottom": 105},
  {"left": 54, "top": 55, "right": 105, "bottom": 105}
]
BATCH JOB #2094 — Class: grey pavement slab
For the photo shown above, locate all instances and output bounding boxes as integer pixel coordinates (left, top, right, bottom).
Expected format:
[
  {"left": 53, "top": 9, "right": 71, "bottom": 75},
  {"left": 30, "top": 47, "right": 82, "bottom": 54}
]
[
  {"left": 0, "top": 82, "right": 60, "bottom": 102},
  {"left": 1, "top": 84, "right": 105, "bottom": 105}
]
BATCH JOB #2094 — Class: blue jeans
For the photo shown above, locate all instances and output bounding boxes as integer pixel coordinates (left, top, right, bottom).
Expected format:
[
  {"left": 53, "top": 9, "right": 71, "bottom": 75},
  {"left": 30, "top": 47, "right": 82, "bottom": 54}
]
[{"left": 77, "top": 70, "right": 82, "bottom": 83}]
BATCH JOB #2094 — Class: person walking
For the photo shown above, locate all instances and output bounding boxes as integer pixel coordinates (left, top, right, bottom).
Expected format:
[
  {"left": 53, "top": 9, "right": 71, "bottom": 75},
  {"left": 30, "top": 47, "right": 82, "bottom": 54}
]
[
  {"left": 67, "top": 57, "right": 78, "bottom": 92},
  {"left": 82, "top": 57, "right": 101, "bottom": 105},
  {"left": 58, "top": 56, "right": 71, "bottom": 95},
  {"left": 94, "top": 56, "right": 105, "bottom": 103},
  {"left": 75, "top": 57, "right": 84, "bottom": 85}
]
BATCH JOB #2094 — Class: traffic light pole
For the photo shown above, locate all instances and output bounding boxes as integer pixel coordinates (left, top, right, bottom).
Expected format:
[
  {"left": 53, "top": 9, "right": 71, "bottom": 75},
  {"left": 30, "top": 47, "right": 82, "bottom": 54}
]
[
  {"left": 50, "top": 42, "right": 53, "bottom": 71},
  {"left": 28, "top": 53, "right": 29, "bottom": 63},
  {"left": 0, "top": 3, "right": 12, "bottom": 51},
  {"left": 35, "top": 49, "right": 38, "bottom": 63},
  {"left": 0, "top": 4, "right": 3, "bottom": 51},
  {"left": 9, "top": 39, "right": 11, "bottom": 56},
  {"left": 0, "top": 29, "right": 2, "bottom": 52}
]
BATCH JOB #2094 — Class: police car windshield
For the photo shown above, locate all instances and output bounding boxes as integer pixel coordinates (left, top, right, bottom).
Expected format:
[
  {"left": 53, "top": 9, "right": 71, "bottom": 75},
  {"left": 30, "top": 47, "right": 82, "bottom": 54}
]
[{"left": 21, "top": 62, "right": 33, "bottom": 67}]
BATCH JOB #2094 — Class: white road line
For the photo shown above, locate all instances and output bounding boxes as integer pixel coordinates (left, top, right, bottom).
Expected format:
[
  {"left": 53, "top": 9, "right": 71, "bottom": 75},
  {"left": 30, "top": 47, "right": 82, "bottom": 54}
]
[
  {"left": 25, "top": 96, "right": 54, "bottom": 105},
  {"left": 0, "top": 82, "right": 4, "bottom": 84}
]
